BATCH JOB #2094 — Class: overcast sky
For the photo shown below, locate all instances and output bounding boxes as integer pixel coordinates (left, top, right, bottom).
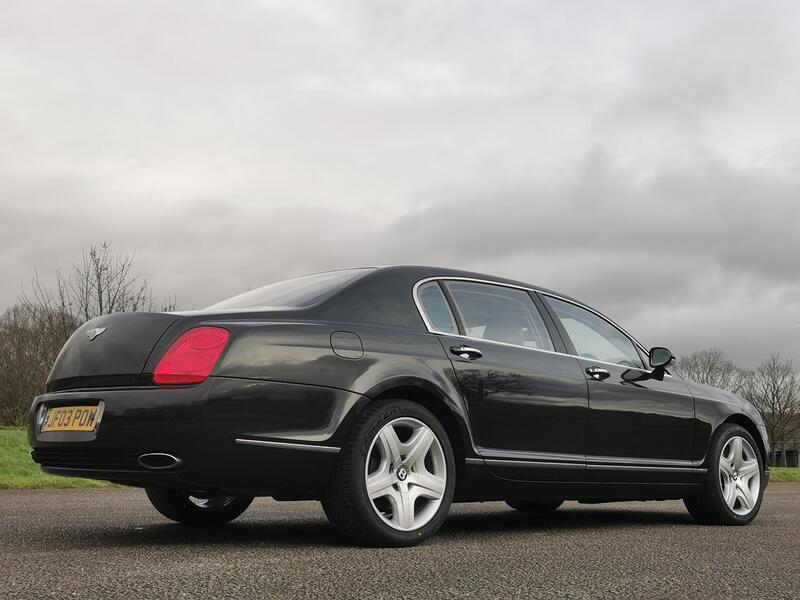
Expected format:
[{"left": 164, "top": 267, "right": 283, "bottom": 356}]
[{"left": 1, "top": 1, "right": 799, "bottom": 367}]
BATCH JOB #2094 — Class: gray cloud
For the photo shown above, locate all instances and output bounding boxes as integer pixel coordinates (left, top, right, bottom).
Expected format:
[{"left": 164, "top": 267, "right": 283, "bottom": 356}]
[{"left": 1, "top": 0, "right": 799, "bottom": 369}]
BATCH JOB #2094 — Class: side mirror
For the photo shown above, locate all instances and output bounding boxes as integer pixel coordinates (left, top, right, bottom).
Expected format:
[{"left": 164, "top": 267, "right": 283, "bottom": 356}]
[{"left": 649, "top": 347, "right": 675, "bottom": 369}]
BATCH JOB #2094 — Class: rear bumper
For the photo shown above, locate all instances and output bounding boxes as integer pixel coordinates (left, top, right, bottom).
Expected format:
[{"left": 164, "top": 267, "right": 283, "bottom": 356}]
[{"left": 28, "top": 377, "right": 367, "bottom": 498}]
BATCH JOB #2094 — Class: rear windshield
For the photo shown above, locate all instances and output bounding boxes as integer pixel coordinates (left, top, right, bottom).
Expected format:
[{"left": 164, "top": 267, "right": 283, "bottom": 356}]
[{"left": 206, "top": 268, "right": 375, "bottom": 310}]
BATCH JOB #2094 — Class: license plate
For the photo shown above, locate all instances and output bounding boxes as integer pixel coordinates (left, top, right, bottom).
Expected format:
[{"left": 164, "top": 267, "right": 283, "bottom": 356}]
[{"left": 42, "top": 405, "right": 100, "bottom": 432}]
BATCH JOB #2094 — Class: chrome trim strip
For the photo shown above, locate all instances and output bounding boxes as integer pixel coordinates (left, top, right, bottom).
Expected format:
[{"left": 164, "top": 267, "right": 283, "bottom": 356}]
[
  {"left": 485, "top": 458, "right": 585, "bottom": 470},
  {"left": 429, "top": 329, "right": 576, "bottom": 360},
  {"left": 478, "top": 447, "right": 585, "bottom": 464},
  {"left": 235, "top": 438, "right": 340, "bottom": 454},
  {"left": 477, "top": 449, "right": 705, "bottom": 472},
  {"left": 483, "top": 459, "right": 707, "bottom": 474},
  {"left": 465, "top": 458, "right": 484, "bottom": 465},
  {"left": 588, "top": 464, "right": 706, "bottom": 474},
  {"left": 412, "top": 276, "right": 661, "bottom": 374},
  {"left": 586, "top": 456, "right": 694, "bottom": 468}
]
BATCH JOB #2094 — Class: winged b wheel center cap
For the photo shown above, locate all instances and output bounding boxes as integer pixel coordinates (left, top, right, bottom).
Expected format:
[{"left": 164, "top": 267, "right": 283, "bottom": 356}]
[{"left": 396, "top": 466, "right": 408, "bottom": 481}]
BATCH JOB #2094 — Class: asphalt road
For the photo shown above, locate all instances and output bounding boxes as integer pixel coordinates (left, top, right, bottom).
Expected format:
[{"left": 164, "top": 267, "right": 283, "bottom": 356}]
[{"left": 2, "top": 485, "right": 799, "bottom": 599}]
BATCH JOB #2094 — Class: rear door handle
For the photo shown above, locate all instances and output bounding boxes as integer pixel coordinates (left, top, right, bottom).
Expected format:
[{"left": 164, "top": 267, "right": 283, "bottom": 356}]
[
  {"left": 585, "top": 366, "right": 610, "bottom": 381},
  {"left": 450, "top": 345, "right": 483, "bottom": 360}
]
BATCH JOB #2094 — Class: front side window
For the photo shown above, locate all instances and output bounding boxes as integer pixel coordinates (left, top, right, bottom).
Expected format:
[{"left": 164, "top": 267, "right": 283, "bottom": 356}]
[
  {"left": 444, "top": 281, "right": 554, "bottom": 351},
  {"left": 416, "top": 281, "right": 458, "bottom": 334},
  {"left": 545, "top": 297, "right": 643, "bottom": 368}
]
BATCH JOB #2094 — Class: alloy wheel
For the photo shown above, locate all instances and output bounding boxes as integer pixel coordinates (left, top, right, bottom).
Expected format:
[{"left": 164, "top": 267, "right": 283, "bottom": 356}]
[
  {"left": 364, "top": 417, "right": 447, "bottom": 531},
  {"left": 719, "top": 435, "right": 760, "bottom": 516}
]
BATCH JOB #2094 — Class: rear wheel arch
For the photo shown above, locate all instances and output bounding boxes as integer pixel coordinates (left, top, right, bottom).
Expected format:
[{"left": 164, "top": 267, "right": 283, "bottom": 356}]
[
  {"left": 367, "top": 384, "right": 469, "bottom": 481},
  {"left": 722, "top": 414, "right": 767, "bottom": 465}
]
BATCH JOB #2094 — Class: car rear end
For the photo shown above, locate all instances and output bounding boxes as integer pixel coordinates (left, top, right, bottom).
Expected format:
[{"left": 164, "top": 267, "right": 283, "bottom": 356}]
[
  {"left": 28, "top": 308, "right": 363, "bottom": 498},
  {"left": 28, "top": 313, "right": 222, "bottom": 487},
  {"left": 28, "top": 269, "right": 392, "bottom": 498}
]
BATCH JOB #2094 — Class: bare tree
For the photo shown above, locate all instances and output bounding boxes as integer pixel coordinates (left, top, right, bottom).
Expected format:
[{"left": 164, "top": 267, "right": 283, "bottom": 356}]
[
  {"left": 25, "top": 242, "right": 175, "bottom": 325},
  {"left": 673, "top": 348, "right": 745, "bottom": 393},
  {"left": 742, "top": 354, "right": 800, "bottom": 444},
  {"left": 0, "top": 304, "right": 76, "bottom": 425},
  {"left": 0, "top": 243, "right": 176, "bottom": 425}
]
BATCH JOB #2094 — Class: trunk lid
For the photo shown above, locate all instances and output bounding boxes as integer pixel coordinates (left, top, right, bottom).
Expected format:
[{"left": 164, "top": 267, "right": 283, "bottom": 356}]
[{"left": 48, "top": 312, "right": 181, "bottom": 391}]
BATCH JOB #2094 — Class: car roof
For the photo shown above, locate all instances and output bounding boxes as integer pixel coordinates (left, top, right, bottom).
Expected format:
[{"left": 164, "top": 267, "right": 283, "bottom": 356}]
[
  {"left": 358, "top": 265, "right": 644, "bottom": 350},
  {"left": 367, "top": 264, "right": 585, "bottom": 306}
]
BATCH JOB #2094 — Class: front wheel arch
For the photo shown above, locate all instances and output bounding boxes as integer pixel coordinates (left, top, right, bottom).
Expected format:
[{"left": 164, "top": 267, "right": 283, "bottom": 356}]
[{"left": 722, "top": 414, "right": 768, "bottom": 466}]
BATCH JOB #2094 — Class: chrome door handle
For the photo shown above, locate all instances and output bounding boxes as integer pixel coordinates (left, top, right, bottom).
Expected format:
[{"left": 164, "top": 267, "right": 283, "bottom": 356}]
[
  {"left": 585, "top": 366, "right": 610, "bottom": 381},
  {"left": 450, "top": 345, "right": 483, "bottom": 360}
]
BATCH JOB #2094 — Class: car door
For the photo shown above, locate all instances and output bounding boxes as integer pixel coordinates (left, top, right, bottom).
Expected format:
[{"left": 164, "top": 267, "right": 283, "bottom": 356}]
[
  {"left": 416, "top": 279, "right": 588, "bottom": 482},
  {"left": 541, "top": 294, "right": 696, "bottom": 481}
]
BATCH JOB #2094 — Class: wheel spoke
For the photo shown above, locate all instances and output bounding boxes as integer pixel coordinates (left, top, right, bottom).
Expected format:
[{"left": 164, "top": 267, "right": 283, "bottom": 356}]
[
  {"left": 388, "top": 489, "right": 415, "bottom": 530},
  {"left": 379, "top": 426, "right": 403, "bottom": 463},
  {"left": 738, "top": 459, "right": 759, "bottom": 479},
  {"left": 736, "top": 482, "right": 754, "bottom": 510},
  {"left": 719, "top": 456, "right": 734, "bottom": 477},
  {"left": 729, "top": 437, "right": 743, "bottom": 469},
  {"left": 410, "top": 469, "right": 445, "bottom": 499},
  {"left": 723, "top": 480, "right": 737, "bottom": 509},
  {"left": 404, "top": 427, "right": 434, "bottom": 468},
  {"left": 367, "top": 470, "right": 395, "bottom": 500}
]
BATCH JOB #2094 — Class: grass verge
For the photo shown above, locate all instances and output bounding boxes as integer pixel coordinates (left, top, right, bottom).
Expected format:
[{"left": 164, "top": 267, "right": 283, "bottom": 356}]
[
  {"left": 0, "top": 427, "right": 113, "bottom": 489},
  {"left": 770, "top": 467, "right": 800, "bottom": 482}
]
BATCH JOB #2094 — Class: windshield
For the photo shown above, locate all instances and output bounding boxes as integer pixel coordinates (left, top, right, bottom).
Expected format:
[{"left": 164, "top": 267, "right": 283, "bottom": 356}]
[{"left": 206, "top": 268, "right": 375, "bottom": 310}]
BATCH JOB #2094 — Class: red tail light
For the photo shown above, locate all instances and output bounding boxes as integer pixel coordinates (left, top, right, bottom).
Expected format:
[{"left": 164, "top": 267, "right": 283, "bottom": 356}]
[{"left": 153, "top": 327, "right": 230, "bottom": 385}]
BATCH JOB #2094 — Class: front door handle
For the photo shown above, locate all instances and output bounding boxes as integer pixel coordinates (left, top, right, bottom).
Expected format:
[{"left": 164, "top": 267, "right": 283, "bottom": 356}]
[
  {"left": 450, "top": 345, "right": 483, "bottom": 360},
  {"left": 585, "top": 366, "right": 610, "bottom": 381}
]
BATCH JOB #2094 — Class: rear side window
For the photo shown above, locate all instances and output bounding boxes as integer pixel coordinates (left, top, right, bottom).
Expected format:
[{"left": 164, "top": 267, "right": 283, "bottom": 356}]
[
  {"left": 417, "top": 282, "right": 458, "bottom": 334},
  {"left": 444, "top": 281, "right": 554, "bottom": 350},
  {"left": 545, "top": 296, "right": 643, "bottom": 368}
]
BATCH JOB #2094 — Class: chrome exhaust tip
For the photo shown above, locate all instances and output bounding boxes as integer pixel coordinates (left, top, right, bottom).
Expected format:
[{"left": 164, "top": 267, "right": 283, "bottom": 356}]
[{"left": 138, "top": 452, "right": 184, "bottom": 470}]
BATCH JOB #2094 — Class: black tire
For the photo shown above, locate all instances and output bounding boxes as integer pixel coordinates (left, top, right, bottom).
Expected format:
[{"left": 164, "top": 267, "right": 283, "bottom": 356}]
[
  {"left": 321, "top": 399, "right": 456, "bottom": 547},
  {"left": 506, "top": 499, "right": 563, "bottom": 513},
  {"left": 145, "top": 488, "right": 253, "bottom": 526},
  {"left": 683, "top": 424, "right": 765, "bottom": 525}
]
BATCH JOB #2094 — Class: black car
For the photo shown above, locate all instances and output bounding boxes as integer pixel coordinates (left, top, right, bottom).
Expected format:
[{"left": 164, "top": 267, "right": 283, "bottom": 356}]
[{"left": 29, "top": 266, "right": 769, "bottom": 546}]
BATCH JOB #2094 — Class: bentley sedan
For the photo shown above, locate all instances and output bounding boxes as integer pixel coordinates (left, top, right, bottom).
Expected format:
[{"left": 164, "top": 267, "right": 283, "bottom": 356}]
[{"left": 29, "top": 266, "right": 769, "bottom": 546}]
